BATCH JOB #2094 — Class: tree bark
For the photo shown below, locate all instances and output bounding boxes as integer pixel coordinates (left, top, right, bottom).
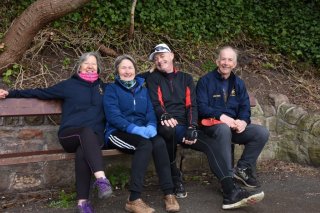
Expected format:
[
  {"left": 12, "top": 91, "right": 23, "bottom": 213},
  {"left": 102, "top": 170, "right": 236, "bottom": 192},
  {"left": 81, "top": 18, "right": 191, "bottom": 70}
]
[
  {"left": 128, "top": 0, "right": 138, "bottom": 40},
  {"left": 0, "top": 0, "right": 90, "bottom": 74}
]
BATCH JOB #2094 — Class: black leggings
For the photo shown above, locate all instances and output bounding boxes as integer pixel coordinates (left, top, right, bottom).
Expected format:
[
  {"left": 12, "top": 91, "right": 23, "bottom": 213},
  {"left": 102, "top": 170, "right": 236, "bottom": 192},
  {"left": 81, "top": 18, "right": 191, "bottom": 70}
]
[
  {"left": 108, "top": 131, "right": 173, "bottom": 194},
  {"left": 59, "top": 127, "right": 104, "bottom": 200}
]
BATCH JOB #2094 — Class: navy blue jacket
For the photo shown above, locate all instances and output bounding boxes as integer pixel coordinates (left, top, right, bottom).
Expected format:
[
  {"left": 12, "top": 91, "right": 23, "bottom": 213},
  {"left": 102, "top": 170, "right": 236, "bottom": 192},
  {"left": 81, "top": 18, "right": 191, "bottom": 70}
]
[
  {"left": 103, "top": 77, "right": 157, "bottom": 143},
  {"left": 196, "top": 69, "right": 251, "bottom": 124},
  {"left": 7, "top": 74, "right": 107, "bottom": 135}
]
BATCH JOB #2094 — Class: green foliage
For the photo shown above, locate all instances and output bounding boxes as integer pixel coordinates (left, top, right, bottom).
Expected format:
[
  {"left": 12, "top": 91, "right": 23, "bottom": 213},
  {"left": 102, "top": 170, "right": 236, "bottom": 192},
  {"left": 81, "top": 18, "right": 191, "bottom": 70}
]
[
  {"left": 1, "top": 0, "right": 319, "bottom": 67},
  {"left": 62, "top": 57, "right": 71, "bottom": 69},
  {"left": 243, "top": 0, "right": 320, "bottom": 66},
  {"left": 201, "top": 60, "right": 217, "bottom": 72},
  {"left": 48, "top": 190, "right": 76, "bottom": 208},
  {"left": 2, "top": 64, "right": 21, "bottom": 85},
  {"left": 53, "top": 0, "right": 319, "bottom": 67},
  {"left": 262, "top": 62, "right": 275, "bottom": 70},
  {"left": 107, "top": 165, "right": 130, "bottom": 190}
]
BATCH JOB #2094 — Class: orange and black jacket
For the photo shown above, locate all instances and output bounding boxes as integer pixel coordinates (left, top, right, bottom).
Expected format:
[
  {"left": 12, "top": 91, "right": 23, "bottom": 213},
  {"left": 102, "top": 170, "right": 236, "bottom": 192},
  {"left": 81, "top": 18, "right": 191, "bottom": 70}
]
[{"left": 145, "top": 69, "right": 198, "bottom": 127}]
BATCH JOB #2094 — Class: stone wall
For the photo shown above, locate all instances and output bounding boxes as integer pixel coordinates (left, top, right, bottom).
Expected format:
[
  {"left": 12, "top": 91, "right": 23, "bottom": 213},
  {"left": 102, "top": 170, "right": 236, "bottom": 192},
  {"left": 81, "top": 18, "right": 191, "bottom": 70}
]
[{"left": 0, "top": 93, "right": 319, "bottom": 194}]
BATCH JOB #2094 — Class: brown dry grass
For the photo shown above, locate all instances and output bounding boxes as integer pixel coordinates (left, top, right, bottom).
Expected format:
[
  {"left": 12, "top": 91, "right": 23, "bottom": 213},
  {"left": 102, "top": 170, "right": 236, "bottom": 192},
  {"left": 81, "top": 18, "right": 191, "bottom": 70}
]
[{"left": 2, "top": 28, "right": 320, "bottom": 112}]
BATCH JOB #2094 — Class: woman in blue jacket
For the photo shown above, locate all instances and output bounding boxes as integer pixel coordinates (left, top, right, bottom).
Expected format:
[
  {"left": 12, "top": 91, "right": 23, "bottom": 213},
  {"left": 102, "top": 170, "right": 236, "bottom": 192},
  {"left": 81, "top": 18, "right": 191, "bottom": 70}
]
[
  {"left": 103, "top": 55, "right": 180, "bottom": 213},
  {"left": 0, "top": 52, "right": 112, "bottom": 213}
]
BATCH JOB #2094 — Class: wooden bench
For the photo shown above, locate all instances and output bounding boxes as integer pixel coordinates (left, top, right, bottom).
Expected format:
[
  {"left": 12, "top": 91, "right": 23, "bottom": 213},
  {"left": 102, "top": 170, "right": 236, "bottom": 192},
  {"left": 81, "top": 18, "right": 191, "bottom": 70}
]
[
  {"left": 0, "top": 95, "right": 256, "bottom": 167},
  {"left": 0, "top": 98, "right": 123, "bottom": 166}
]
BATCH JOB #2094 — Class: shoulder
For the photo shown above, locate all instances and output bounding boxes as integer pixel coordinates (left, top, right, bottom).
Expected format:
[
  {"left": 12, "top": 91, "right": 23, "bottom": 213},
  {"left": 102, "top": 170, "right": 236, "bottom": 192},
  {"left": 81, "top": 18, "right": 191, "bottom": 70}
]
[
  {"left": 233, "top": 73, "right": 246, "bottom": 85},
  {"left": 177, "top": 71, "right": 193, "bottom": 80},
  {"left": 146, "top": 71, "right": 163, "bottom": 84},
  {"left": 105, "top": 82, "right": 118, "bottom": 91}
]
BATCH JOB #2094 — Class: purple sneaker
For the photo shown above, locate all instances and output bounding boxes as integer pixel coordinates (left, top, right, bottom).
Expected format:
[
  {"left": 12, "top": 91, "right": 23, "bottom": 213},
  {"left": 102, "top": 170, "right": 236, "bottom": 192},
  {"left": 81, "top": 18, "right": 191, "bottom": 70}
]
[
  {"left": 94, "top": 177, "right": 113, "bottom": 199},
  {"left": 77, "top": 200, "right": 94, "bottom": 213}
]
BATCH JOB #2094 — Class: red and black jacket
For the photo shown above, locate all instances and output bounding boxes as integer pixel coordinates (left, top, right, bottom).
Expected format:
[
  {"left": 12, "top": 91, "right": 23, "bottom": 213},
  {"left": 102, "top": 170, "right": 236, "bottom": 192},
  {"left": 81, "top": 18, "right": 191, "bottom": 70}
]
[{"left": 145, "top": 69, "right": 198, "bottom": 127}]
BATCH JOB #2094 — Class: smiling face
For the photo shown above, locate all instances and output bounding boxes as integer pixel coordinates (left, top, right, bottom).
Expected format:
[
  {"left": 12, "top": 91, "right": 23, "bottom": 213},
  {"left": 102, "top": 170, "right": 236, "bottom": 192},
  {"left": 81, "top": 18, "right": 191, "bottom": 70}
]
[
  {"left": 153, "top": 52, "right": 174, "bottom": 73},
  {"left": 216, "top": 47, "right": 237, "bottom": 79},
  {"left": 79, "top": 55, "right": 98, "bottom": 74},
  {"left": 118, "top": 59, "right": 135, "bottom": 81}
]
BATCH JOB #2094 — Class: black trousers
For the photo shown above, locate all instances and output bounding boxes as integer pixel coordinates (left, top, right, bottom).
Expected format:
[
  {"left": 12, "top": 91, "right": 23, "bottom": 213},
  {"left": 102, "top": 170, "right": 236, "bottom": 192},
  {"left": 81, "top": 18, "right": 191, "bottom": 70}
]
[
  {"left": 158, "top": 124, "right": 233, "bottom": 180},
  {"left": 108, "top": 131, "right": 173, "bottom": 193},
  {"left": 59, "top": 127, "right": 104, "bottom": 200}
]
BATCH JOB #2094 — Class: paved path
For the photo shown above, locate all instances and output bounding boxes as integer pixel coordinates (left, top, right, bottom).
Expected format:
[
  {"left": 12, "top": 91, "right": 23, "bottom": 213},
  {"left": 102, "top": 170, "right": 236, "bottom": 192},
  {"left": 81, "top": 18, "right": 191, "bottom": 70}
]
[{"left": 2, "top": 163, "right": 320, "bottom": 213}]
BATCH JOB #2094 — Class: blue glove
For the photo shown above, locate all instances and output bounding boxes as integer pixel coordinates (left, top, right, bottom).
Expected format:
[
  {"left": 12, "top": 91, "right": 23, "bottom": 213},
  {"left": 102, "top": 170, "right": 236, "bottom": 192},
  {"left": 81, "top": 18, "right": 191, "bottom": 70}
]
[
  {"left": 144, "top": 125, "right": 157, "bottom": 138},
  {"left": 131, "top": 126, "right": 149, "bottom": 138}
]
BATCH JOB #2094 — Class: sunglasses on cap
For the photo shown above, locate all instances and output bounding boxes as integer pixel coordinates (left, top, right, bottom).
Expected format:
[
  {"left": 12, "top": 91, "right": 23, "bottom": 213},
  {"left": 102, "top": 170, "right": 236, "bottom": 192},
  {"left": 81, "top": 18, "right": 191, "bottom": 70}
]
[{"left": 153, "top": 46, "right": 170, "bottom": 52}]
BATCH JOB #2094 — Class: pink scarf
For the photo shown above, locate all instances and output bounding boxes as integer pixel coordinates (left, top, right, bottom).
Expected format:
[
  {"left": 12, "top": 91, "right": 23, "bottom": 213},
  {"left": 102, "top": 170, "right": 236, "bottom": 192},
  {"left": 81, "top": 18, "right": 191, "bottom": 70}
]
[{"left": 79, "top": 73, "right": 99, "bottom": 83}]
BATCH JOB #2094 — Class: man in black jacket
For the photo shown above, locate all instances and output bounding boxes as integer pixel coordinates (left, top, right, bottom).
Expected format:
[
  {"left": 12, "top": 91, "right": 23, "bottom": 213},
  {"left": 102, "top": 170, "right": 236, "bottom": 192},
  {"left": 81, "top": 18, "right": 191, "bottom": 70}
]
[{"left": 145, "top": 43, "right": 265, "bottom": 209}]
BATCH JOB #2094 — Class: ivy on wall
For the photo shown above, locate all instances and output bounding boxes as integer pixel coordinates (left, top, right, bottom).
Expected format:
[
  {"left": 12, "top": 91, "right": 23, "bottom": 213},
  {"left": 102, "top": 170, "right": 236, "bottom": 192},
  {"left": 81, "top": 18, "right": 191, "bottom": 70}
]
[{"left": 1, "top": 0, "right": 320, "bottom": 66}]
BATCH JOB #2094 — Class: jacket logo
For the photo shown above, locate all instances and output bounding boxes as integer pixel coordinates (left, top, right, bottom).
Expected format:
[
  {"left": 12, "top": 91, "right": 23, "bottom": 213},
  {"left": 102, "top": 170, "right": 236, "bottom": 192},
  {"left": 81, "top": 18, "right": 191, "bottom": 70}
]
[
  {"left": 230, "top": 89, "right": 236, "bottom": 96},
  {"left": 212, "top": 94, "right": 221, "bottom": 98},
  {"left": 98, "top": 85, "right": 104, "bottom": 95}
]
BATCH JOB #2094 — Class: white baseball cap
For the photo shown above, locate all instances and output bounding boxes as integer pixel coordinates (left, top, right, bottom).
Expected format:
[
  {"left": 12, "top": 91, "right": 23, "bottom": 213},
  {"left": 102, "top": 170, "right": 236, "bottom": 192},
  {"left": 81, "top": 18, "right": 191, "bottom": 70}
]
[{"left": 148, "top": 43, "right": 172, "bottom": 61}]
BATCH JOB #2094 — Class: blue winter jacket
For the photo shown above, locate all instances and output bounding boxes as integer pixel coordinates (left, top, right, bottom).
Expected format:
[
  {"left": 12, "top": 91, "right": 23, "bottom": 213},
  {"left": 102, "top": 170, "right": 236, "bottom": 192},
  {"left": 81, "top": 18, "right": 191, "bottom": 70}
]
[
  {"left": 103, "top": 77, "right": 157, "bottom": 144},
  {"left": 7, "top": 74, "right": 107, "bottom": 136},
  {"left": 196, "top": 69, "right": 251, "bottom": 124}
]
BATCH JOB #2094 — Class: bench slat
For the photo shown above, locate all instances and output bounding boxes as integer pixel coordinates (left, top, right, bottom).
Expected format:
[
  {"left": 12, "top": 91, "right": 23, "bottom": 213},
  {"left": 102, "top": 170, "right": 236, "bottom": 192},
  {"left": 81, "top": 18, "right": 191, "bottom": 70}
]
[
  {"left": 0, "top": 95, "right": 257, "bottom": 165},
  {"left": 0, "top": 98, "right": 62, "bottom": 116},
  {"left": 0, "top": 149, "right": 123, "bottom": 166}
]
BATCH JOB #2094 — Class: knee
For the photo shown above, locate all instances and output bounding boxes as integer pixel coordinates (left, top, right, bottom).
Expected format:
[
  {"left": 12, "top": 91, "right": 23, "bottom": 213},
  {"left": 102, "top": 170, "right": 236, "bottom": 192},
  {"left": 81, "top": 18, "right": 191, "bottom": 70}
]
[
  {"left": 79, "top": 127, "right": 95, "bottom": 137},
  {"left": 152, "top": 136, "right": 167, "bottom": 150},
  {"left": 138, "top": 139, "right": 153, "bottom": 152},
  {"left": 256, "top": 126, "right": 269, "bottom": 145},
  {"left": 205, "top": 124, "right": 231, "bottom": 138}
]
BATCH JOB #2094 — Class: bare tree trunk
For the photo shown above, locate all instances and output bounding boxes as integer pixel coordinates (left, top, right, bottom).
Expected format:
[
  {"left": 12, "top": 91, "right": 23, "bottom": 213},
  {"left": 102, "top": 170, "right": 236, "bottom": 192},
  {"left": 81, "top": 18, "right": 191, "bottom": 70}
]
[
  {"left": 0, "top": 0, "right": 90, "bottom": 74},
  {"left": 128, "top": 0, "right": 138, "bottom": 40}
]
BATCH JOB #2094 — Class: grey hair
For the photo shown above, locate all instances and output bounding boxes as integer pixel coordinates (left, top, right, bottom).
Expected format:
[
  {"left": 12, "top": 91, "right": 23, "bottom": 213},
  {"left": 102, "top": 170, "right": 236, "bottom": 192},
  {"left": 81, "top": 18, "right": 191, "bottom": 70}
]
[
  {"left": 114, "top": 54, "right": 137, "bottom": 75},
  {"left": 217, "top": 46, "right": 238, "bottom": 62},
  {"left": 75, "top": 51, "right": 104, "bottom": 73}
]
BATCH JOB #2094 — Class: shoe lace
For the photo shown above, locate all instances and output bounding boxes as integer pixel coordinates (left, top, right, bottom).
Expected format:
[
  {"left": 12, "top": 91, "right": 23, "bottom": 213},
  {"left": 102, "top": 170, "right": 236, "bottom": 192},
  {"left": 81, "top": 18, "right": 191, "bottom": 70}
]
[
  {"left": 165, "top": 195, "right": 176, "bottom": 204},
  {"left": 95, "top": 178, "right": 111, "bottom": 192},
  {"left": 136, "top": 199, "right": 150, "bottom": 208}
]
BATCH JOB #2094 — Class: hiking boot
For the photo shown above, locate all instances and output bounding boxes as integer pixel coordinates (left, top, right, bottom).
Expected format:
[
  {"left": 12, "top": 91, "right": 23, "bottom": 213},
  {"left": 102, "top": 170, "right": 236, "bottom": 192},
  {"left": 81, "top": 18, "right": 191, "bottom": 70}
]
[
  {"left": 94, "top": 177, "right": 113, "bottom": 199},
  {"left": 164, "top": 194, "right": 180, "bottom": 212},
  {"left": 125, "top": 198, "right": 155, "bottom": 213},
  {"left": 222, "top": 186, "right": 264, "bottom": 209},
  {"left": 234, "top": 167, "right": 260, "bottom": 188},
  {"left": 77, "top": 200, "right": 94, "bottom": 213}
]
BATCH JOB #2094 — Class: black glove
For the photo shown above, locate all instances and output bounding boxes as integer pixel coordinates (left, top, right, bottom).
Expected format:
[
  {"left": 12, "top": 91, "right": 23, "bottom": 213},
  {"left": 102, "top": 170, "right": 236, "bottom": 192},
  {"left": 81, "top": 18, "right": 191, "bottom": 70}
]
[
  {"left": 184, "top": 126, "right": 198, "bottom": 141},
  {"left": 160, "top": 113, "right": 173, "bottom": 122}
]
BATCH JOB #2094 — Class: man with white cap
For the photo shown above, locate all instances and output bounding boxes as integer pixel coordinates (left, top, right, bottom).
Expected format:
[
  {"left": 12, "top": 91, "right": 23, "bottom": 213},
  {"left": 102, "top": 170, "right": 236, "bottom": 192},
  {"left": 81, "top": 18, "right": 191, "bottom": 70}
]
[{"left": 144, "top": 43, "right": 265, "bottom": 210}]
